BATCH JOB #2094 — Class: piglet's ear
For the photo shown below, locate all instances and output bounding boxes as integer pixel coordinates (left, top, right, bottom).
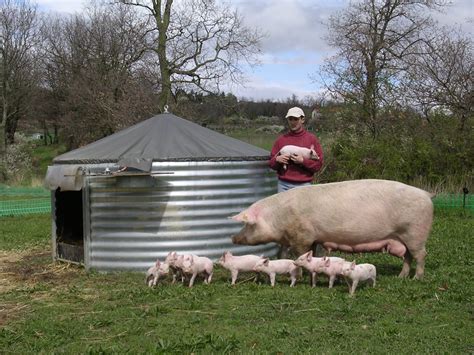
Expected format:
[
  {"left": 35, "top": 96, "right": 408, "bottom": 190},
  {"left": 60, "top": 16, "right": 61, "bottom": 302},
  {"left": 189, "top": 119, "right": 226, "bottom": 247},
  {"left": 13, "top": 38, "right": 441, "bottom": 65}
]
[
  {"left": 351, "top": 261, "right": 356, "bottom": 270},
  {"left": 155, "top": 260, "right": 161, "bottom": 268},
  {"left": 263, "top": 258, "right": 270, "bottom": 265}
]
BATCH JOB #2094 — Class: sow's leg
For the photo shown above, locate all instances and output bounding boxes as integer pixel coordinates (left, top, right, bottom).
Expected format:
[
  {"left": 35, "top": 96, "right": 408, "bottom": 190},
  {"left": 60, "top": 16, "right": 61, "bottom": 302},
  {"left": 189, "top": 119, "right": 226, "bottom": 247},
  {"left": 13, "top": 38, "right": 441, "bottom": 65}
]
[
  {"left": 400, "top": 208, "right": 433, "bottom": 279},
  {"left": 399, "top": 251, "right": 412, "bottom": 278},
  {"left": 412, "top": 248, "right": 427, "bottom": 280}
]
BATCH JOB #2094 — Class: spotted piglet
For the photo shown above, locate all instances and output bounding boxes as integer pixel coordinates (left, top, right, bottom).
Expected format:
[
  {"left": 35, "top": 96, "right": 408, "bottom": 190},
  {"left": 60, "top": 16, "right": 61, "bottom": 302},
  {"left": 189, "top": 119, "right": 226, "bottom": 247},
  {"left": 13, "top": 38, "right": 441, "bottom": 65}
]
[{"left": 340, "top": 261, "right": 376, "bottom": 296}]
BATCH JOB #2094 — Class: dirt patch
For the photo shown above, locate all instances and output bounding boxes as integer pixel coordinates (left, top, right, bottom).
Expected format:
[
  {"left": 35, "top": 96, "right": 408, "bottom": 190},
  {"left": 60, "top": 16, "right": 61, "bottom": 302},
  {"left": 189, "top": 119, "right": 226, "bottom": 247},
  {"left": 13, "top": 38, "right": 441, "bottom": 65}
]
[
  {"left": 1, "top": 249, "right": 83, "bottom": 291},
  {"left": 0, "top": 302, "right": 30, "bottom": 327},
  {"left": 0, "top": 248, "right": 83, "bottom": 326}
]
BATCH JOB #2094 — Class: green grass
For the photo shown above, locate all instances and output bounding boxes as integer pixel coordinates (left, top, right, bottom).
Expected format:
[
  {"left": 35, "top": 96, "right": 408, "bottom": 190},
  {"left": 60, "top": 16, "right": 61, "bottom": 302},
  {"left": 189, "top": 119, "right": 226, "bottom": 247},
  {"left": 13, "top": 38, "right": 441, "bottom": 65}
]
[
  {"left": 228, "top": 130, "right": 278, "bottom": 151},
  {"left": 31, "top": 143, "right": 67, "bottom": 178},
  {"left": 0, "top": 214, "right": 51, "bottom": 250},
  {"left": 1, "top": 209, "right": 473, "bottom": 353}
]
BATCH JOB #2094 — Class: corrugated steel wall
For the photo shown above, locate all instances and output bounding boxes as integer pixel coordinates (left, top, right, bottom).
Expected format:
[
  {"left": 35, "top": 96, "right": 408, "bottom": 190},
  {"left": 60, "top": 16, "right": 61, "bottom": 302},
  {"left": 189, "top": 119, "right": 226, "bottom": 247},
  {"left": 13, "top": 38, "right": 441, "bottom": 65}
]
[{"left": 86, "top": 160, "right": 279, "bottom": 271}]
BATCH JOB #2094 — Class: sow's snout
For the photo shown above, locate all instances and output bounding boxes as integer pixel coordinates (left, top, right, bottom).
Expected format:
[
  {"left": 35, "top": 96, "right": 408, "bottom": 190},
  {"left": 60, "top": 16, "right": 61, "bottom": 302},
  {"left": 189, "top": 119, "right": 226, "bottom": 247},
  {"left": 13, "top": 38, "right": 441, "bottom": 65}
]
[
  {"left": 231, "top": 233, "right": 246, "bottom": 245},
  {"left": 231, "top": 227, "right": 255, "bottom": 245}
]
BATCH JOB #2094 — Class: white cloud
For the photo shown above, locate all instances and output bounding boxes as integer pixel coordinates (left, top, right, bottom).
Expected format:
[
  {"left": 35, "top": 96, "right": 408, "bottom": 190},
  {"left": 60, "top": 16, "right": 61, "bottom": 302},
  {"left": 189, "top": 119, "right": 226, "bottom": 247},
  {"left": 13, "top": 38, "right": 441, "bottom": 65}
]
[
  {"left": 432, "top": 0, "right": 474, "bottom": 36},
  {"left": 224, "top": 74, "right": 324, "bottom": 102},
  {"left": 235, "top": 0, "right": 337, "bottom": 54},
  {"left": 36, "top": 0, "right": 86, "bottom": 14},
  {"left": 34, "top": 0, "right": 473, "bottom": 102}
]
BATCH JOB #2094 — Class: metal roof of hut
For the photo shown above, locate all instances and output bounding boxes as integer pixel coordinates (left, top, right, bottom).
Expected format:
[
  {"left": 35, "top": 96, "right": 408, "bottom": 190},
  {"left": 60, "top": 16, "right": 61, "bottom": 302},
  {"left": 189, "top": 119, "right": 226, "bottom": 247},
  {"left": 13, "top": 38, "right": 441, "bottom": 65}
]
[{"left": 54, "top": 113, "right": 269, "bottom": 171}]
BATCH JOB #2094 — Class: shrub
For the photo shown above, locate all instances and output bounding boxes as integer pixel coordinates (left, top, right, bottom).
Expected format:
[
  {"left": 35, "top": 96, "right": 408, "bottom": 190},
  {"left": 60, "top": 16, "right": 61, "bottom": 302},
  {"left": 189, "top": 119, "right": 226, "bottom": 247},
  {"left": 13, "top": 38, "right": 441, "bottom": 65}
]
[
  {"left": 6, "top": 134, "right": 34, "bottom": 185},
  {"left": 322, "top": 113, "right": 473, "bottom": 191}
]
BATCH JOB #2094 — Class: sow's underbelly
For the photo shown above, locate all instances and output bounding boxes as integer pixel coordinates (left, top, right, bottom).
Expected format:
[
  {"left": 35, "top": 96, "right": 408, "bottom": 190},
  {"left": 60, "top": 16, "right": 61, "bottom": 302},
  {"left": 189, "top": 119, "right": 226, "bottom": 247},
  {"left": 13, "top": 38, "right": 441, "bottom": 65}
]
[{"left": 322, "top": 239, "right": 406, "bottom": 258}]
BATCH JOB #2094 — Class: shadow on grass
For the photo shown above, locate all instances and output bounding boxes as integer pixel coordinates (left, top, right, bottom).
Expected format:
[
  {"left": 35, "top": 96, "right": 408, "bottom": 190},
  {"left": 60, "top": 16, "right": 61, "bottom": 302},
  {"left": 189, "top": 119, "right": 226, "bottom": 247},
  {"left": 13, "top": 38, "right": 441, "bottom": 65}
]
[{"left": 376, "top": 263, "right": 402, "bottom": 277}]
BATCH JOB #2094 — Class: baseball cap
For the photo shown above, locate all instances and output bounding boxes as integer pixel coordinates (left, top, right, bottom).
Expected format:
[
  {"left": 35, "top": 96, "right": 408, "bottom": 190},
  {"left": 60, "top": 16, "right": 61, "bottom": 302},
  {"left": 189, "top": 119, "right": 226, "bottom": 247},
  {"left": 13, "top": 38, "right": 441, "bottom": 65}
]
[{"left": 285, "top": 107, "right": 305, "bottom": 118}]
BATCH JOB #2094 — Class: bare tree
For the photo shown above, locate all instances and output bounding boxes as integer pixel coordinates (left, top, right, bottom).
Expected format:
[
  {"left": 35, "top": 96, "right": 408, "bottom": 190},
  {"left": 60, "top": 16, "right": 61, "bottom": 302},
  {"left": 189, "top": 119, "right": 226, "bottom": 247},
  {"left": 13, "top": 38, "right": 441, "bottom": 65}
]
[
  {"left": 319, "top": 0, "right": 445, "bottom": 137},
  {"left": 41, "top": 1, "right": 154, "bottom": 148},
  {"left": 119, "top": 0, "right": 263, "bottom": 111},
  {"left": 402, "top": 26, "right": 473, "bottom": 131},
  {"left": 0, "top": 0, "right": 39, "bottom": 180}
]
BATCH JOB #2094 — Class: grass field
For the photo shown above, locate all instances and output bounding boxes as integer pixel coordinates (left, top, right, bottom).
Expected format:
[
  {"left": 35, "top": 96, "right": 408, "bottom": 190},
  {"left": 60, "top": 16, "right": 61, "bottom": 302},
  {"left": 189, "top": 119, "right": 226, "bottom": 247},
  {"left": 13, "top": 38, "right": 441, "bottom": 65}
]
[{"left": 0, "top": 209, "right": 472, "bottom": 353}]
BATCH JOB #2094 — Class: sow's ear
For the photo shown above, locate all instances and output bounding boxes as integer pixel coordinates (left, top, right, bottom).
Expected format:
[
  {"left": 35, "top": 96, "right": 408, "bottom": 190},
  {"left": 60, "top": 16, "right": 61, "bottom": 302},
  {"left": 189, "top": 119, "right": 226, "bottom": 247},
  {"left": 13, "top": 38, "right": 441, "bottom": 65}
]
[{"left": 230, "top": 209, "right": 257, "bottom": 224}]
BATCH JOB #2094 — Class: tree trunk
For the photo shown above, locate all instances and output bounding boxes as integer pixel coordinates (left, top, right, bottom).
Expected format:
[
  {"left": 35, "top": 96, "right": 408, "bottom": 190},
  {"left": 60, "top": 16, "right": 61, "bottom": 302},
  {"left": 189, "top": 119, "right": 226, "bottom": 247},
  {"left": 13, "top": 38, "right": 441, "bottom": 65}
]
[
  {"left": 0, "top": 115, "right": 7, "bottom": 182},
  {"left": 158, "top": 57, "right": 172, "bottom": 111},
  {"left": 154, "top": 0, "right": 174, "bottom": 112},
  {"left": 41, "top": 118, "right": 48, "bottom": 145},
  {"left": 53, "top": 124, "right": 59, "bottom": 144},
  {"left": 1, "top": 59, "right": 8, "bottom": 180},
  {"left": 5, "top": 113, "right": 18, "bottom": 144},
  {"left": 363, "top": 55, "right": 379, "bottom": 138},
  {"left": 0, "top": 83, "right": 8, "bottom": 181}
]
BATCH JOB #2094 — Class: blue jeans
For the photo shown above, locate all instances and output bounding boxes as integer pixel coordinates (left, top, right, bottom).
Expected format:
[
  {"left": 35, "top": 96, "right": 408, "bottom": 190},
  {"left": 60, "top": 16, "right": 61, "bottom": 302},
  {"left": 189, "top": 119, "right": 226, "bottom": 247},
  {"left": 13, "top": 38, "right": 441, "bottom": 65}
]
[{"left": 277, "top": 180, "right": 312, "bottom": 193}]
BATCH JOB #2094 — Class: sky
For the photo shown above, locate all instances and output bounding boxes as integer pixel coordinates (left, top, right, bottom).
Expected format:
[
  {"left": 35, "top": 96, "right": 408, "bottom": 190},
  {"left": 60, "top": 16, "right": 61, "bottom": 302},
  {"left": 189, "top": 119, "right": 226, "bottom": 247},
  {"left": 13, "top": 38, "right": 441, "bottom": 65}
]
[{"left": 36, "top": 0, "right": 473, "bottom": 102}]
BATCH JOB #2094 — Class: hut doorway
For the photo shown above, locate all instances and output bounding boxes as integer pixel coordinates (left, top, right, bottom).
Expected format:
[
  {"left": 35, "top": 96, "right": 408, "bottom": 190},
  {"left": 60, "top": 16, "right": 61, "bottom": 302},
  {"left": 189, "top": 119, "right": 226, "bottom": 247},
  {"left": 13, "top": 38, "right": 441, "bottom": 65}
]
[{"left": 54, "top": 189, "right": 84, "bottom": 263}]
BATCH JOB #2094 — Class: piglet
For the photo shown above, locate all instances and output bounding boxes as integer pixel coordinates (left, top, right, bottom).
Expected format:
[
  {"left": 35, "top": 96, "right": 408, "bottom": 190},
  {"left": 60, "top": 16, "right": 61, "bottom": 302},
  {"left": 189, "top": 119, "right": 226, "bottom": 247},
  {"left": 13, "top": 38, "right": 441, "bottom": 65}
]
[
  {"left": 341, "top": 261, "right": 376, "bottom": 296},
  {"left": 253, "top": 257, "right": 301, "bottom": 287},
  {"left": 217, "top": 251, "right": 262, "bottom": 285},
  {"left": 145, "top": 259, "right": 169, "bottom": 287},
  {"left": 318, "top": 256, "right": 350, "bottom": 288},
  {"left": 165, "top": 251, "right": 186, "bottom": 283},
  {"left": 182, "top": 255, "right": 214, "bottom": 287},
  {"left": 294, "top": 250, "right": 324, "bottom": 287},
  {"left": 278, "top": 144, "right": 319, "bottom": 170}
]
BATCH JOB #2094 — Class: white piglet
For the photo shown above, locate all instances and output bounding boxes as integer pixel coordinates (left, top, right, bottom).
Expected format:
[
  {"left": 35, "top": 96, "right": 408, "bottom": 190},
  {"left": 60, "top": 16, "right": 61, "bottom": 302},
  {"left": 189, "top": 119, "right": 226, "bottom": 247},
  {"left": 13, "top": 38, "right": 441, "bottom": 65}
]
[
  {"left": 145, "top": 260, "right": 169, "bottom": 287},
  {"left": 278, "top": 144, "right": 319, "bottom": 170},
  {"left": 182, "top": 255, "right": 214, "bottom": 287},
  {"left": 217, "top": 251, "right": 262, "bottom": 285},
  {"left": 253, "top": 257, "right": 301, "bottom": 287},
  {"left": 165, "top": 251, "right": 191, "bottom": 283},
  {"left": 293, "top": 250, "right": 325, "bottom": 287},
  {"left": 318, "top": 256, "right": 351, "bottom": 288},
  {"left": 341, "top": 261, "right": 376, "bottom": 296}
]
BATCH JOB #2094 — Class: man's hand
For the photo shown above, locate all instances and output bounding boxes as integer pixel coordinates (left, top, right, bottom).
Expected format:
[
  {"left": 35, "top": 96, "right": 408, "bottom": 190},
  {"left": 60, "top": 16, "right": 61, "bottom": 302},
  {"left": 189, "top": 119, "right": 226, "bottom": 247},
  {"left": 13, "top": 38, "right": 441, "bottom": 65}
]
[
  {"left": 290, "top": 153, "right": 304, "bottom": 164},
  {"left": 276, "top": 154, "right": 290, "bottom": 165}
]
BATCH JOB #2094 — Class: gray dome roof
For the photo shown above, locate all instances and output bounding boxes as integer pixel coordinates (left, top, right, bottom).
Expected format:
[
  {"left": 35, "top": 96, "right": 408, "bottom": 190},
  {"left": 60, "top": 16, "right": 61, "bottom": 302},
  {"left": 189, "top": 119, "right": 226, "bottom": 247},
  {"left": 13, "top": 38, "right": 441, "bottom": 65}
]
[{"left": 53, "top": 113, "right": 269, "bottom": 171}]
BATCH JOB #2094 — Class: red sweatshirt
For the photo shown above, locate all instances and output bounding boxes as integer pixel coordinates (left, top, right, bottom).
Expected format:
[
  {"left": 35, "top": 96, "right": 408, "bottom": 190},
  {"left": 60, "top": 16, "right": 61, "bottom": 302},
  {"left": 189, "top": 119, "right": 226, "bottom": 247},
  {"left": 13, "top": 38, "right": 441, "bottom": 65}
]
[{"left": 269, "top": 129, "right": 324, "bottom": 183}]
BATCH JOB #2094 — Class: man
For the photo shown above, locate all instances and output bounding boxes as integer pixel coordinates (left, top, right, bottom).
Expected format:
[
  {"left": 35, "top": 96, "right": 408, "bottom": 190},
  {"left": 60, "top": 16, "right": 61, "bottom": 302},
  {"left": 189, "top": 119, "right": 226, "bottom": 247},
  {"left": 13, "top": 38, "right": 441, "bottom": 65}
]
[{"left": 269, "top": 107, "right": 324, "bottom": 193}]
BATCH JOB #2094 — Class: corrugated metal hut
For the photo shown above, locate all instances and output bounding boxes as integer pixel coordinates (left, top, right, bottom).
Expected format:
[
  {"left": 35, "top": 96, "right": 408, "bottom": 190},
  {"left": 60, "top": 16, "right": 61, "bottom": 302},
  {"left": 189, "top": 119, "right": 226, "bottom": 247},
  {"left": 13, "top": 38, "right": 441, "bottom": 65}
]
[{"left": 44, "top": 113, "right": 278, "bottom": 271}]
